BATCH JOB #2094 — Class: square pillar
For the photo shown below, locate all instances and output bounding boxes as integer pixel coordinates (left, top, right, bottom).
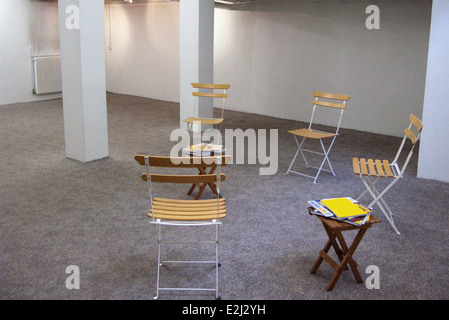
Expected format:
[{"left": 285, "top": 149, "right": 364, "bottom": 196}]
[
  {"left": 418, "top": 0, "right": 449, "bottom": 182},
  {"left": 58, "top": 0, "right": 108, "bottom": 162},
  {"left": 179, "top": 0, "right": 215, "bottom": 131}
]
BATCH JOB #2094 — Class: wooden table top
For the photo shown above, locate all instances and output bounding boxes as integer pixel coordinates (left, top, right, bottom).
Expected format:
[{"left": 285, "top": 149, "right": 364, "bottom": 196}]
[{"left": 308, "top": 207, "right": 381, "bottom": 231}]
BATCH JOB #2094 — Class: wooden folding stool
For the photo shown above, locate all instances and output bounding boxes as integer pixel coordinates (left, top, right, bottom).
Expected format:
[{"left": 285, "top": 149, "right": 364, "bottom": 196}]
[{"left": 309, "top": 207, "right": 381, "bottom": 291}]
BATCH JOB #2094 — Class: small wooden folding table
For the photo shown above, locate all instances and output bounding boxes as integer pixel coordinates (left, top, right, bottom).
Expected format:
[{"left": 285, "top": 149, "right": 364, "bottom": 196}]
[
  {"left": 187, "top": 161, "right": 222, "bottom": 200},
  {"left": 186, "top": 154, "right": 230, "bottom": 200},
  {"left": 308, "top": 207, "right": 380, "bottom": 291}
]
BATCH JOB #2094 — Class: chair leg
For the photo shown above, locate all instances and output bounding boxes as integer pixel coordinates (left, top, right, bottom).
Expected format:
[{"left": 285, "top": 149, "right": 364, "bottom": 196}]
[
  {"left": 368, "top": 178, "right": 396, "bottom": 218},
  {"left": 215, "top": 224, "right": 220, "bottom": 300},
  {"left": 154, "top": 224, "right": 162, "bottom": 300},
  {"left": 320, "top": 138, "right": 336, "bottom": 176},
  {"left": 375, "top": 199, "right": 400, "bottom": 235},
  {"left": 286, "top": 147, "right": 300, "bottom": 175},
  {"left": 286, "top": 135, "right": 337, "bottom": 183},
  {"left": 356, "top": 176, "right": 380, "bottom": 202},
  {"left": 312, "top": 138, "right": 336, "bottom": 183},
  {"left": 364, "top": 176, "right": 399, "bottom": 233},
  {"left": 286, "top": 136, "right": 318, "bottom": 177},
  {"left": 359, "top": 176, "right": 401, "bottom": 234},
  {"left": 151, "top": 223, "right": 222, "bottom": 299},
  {"left": 297, "top": 137, "right": 310, "bottom": 169},
  {"left": 286, "top": 136, "right": 306, "bottom": 175}
]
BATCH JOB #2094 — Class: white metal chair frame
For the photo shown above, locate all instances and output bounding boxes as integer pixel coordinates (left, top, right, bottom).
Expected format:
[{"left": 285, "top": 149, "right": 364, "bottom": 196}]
[
  {"left": 135, "top": 155, "right": 229, "bottom": 300},
  {"left": 184, "top": 83, "right": 230, "bottom": 133},
  {"left": 352, "top": 114, "right": 423, "bottom": 235},
  {"left": 286, "top": 91, "right": 350, "bottom": 183}
]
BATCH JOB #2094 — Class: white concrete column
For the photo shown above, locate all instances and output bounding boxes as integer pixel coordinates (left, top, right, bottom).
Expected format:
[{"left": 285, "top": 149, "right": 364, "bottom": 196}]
[
  {"left": 58, "top": 0, "right": 108, "bottom": 162},
  {"left": 179, "top": 0, "right": 214, "bottom": 131},
  {"left": 417, "top": 0, "right": 449, "bottom": 183}
]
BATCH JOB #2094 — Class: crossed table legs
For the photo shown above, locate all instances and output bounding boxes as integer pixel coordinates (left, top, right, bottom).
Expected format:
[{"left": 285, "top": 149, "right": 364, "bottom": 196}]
[
  {"left": 187, "top": 164, "right": 222, "bottom": 200},
  {"left": 309, "top": 208, "right": 381, "bottom": 291}
]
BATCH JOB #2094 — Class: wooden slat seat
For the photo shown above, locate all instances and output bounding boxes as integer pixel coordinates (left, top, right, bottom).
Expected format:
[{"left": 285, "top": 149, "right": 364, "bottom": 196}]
[
  {"left": 352, "top": 157, "right": 395, "bottom": 178},
  {"left": 288, "top": 128, "right": 337, "bottom": 140},
  {"left": 149, "top": 197, "right": 226, "bottom": 221}
]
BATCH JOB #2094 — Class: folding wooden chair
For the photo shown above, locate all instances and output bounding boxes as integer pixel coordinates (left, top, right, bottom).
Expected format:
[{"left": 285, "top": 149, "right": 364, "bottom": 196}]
[
  {"left": 286, "top": 91, "right": 350, "bottom": 183},
  {"left": 352, "top": 114, "right": 423, "bottom": 234},
  {"left": 134, "top": 154, "right": 231, "bottom": 300},
  {"left": 183, "top": 83, "right": 230, "bottom": 134}
]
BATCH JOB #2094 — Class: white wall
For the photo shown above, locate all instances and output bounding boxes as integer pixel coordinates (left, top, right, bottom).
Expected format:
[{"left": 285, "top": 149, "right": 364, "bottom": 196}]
[
  {"left": 104, "top": 1, "right": 431, "bottom": 137},
  {"left": 1, "top": 1, "right": 432, "bottom": 139},
  {"left": 418, "top": 0, "right": 449, "bottom": 183},
  {"left": 1, "top": 0, "right": 443, "bottom": 181},
  {"left": 104, "top": 2, "right": 180, "bottom": 103},
  {"left": 0, "top": 0, "right": 61, "bottom": 106},
  {"left": 214, "top": 0, "right": 431, "bottom": 137}
]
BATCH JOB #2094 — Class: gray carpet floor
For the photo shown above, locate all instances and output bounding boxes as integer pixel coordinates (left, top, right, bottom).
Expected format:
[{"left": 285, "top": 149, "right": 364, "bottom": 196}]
[{"left": 1, "top": 93, "right": 448, "bottom": 300}]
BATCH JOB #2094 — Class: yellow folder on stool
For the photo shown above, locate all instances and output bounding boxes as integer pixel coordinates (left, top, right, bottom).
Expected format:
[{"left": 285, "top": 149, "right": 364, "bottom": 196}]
[{"left": 321, "top": 198, "right": 369, "bottom": 219}]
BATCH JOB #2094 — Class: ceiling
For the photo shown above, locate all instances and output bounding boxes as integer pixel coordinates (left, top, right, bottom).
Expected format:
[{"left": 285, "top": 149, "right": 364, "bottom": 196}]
[
  {"left": 35, "top": 0, "right": 332, "bottom": 3},
  {"left": 102, "top": 0, "right": 341, "bottom": 6},
  {"left": 34, "top": 0, "right": 339, "bottom": 6}
]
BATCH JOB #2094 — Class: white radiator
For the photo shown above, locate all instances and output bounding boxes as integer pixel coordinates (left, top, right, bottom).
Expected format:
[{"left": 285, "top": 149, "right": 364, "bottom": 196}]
[{"left": 32, "top": 56, "right": 62, "bottom": 95}]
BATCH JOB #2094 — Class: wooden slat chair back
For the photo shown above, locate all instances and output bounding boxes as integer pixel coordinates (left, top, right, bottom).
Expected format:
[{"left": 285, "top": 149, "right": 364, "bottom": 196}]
[
  {"left": 286, "top": 91, "right": 351, "bottom": 183},
  {"left": 352, "top": 113, "right": 423, "bottom": 234},
  {"left": 135, "top": 155, "right": 230, "bottom": 221},
  {"left": 183, "top": 83, "right": 230, "bottom": 132},
  {"left": 134, "top": 154, "right": 230, "bottom": 299}
]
